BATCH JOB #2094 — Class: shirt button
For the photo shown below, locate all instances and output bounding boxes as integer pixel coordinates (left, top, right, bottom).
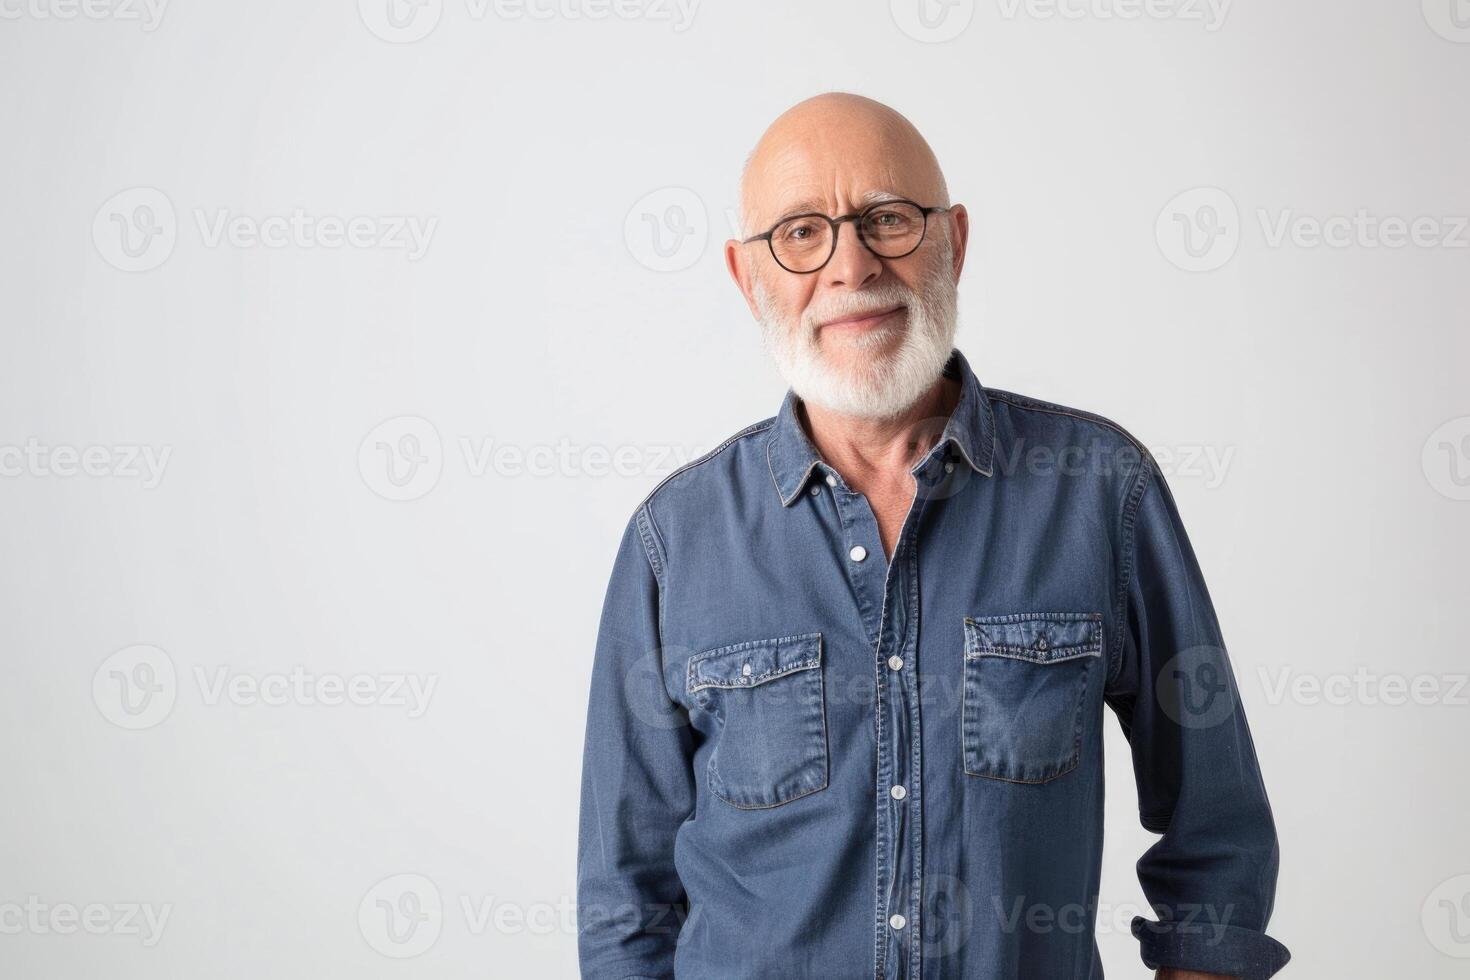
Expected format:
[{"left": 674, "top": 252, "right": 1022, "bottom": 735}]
[
  {"left": 889, "top": 913, "right": 906, "bottom": 930},
  {"left": 742, "top": 662, "right": 752, "bottom": 676},
  {"left": 890, "top": 784, "right": 906, "bottom": 800},
  {"left": 825, "top": 473, "right": 837, "bottom": 487},
  {"left": 887, "top": 655, "right": 904, "bottom": 671},
  {"left": 1036, "top": 636, "right": 1049, "bottom": 652},
  {"left": 944, "top": 460, "right": 955, "bottom": 474},
  {"left": 809, "top": 485, "right": 820, "bottom": 496},
  {"left": 849, "top": 545, "right": 867, "bottom": 562}
]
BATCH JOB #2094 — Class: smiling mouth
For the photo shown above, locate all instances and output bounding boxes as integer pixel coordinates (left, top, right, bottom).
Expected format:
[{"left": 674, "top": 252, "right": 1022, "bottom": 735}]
[{"left": 819, "top": 304, "right": 906, "bottom": 332}]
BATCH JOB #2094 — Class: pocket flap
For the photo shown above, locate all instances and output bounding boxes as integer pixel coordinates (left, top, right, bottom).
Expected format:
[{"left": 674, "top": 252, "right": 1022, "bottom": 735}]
[
  {"left": 687, "top": 632, "right": 822, "bottom": 694},
  {"left": 964, "top": 613, "right": 1101, "bottom": 663}
]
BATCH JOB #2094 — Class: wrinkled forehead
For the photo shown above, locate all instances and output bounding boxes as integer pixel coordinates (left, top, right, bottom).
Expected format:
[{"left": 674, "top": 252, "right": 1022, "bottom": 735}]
[{"left": 743, "top": 124, "right": 941, "bottom": 232}]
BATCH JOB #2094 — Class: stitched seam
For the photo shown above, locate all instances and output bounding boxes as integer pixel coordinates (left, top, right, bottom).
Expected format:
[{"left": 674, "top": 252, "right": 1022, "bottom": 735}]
[
  {"left": 636, "top": 417, "right": 776, "bottom": 514},
  {"left": 966, "top": 648, "right": 1102, "bottom": 664},
  {"left": 985, "top": 388, "right": 1150, "bottom": 456},
  {"left": 688, "top": 657, "right": 821, "bottom": 694},
  {"left": 1110, "top": 452, "right": 1154, "bottom": 687},
  {"left": 965, "top": 612, "right": 1103, "bottom": 624},
  {"left": 963, "top": 614, "right": 1102, "bottom": 660},
  {"left": 689, "top": 631, "right": 824, "bottom": 660}
]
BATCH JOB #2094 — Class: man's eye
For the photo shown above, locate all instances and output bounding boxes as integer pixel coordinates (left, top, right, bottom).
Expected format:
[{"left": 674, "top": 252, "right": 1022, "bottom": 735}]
[{"left": 779, "top": 221, "right": 820, "bottom": 243}]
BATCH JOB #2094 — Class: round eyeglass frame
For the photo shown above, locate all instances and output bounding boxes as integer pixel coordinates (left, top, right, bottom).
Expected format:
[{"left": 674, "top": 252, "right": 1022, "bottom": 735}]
[{"left": 741, "top": 198, "right": 951, "bottom": 274}]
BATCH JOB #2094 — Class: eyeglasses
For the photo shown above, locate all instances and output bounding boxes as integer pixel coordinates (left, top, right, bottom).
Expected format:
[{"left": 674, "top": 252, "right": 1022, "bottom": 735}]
[{"left": 741, "top": 198, "right": 950, "bottom": 274}]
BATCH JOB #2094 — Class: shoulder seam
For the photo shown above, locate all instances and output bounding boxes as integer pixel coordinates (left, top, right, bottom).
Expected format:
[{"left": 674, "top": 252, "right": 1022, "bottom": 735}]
[
  {"left": 986, "top": 387, "right": 1152, "bottom": 459},
  {"left": 1108, "top": 452, "right": 1157, "bottom": 688},
  {"left": 634, "top": 417, "right": 777, "bottom": 513}
]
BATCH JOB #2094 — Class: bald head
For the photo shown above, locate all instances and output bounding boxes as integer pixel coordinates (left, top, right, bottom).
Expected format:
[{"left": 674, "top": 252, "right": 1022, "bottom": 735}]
[{"left": 738, "top": 93, "right": 949, "bottom": 240}]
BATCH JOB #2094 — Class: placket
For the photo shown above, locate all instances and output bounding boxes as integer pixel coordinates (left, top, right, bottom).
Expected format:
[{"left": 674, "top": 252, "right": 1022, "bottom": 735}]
[{"left": 822, "top": 461, "right": 935, "bottom": 980}]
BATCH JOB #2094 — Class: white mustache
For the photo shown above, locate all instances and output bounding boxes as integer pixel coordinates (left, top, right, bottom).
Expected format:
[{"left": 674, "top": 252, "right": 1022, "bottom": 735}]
[{"left": 803, "top": 290, "right": 913, "bottom": 330}]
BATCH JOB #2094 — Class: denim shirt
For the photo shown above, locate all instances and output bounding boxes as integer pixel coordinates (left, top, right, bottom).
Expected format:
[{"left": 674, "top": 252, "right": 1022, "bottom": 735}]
[{"left": 577, "top": 347, "right": 1289, "bottom": 980}]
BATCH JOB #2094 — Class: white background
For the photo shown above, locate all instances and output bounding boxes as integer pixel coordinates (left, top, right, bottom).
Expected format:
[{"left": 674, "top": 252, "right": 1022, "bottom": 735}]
[{"left": 2, "top": 0, "right": 1467, "bottom": 976}]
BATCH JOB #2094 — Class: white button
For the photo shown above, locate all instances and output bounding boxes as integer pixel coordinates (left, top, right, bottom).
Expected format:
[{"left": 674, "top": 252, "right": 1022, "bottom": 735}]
[
  {"left": 809, "top": 485, "right": 820, "bottom": 496},
  {"left": 742, "top": 662, "right": 752, "bottom": 676},
  {"left": 944, "top": 460, "right": 955, "bottom": 474},
  {"left": 849, "top": 545, "right": 867, "bottom": 562},
  {"left": 887, "top": 655, "right": 904, "bottom": 671},
  {"left": 890, "top": 784, "right": 906, "bottom": 800},
  {"left": 825, "top": 473, "right": 837, "bottom": 487},
  {"left": 889, "top": 913, "right": 906, "bottom": 930}
]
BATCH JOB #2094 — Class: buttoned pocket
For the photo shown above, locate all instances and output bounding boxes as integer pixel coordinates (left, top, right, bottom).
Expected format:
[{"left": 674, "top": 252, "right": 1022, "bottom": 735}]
[
  {"left": 687, "top": 632, "right": 827, "bottom": 809},
  {"left": 961, "top": 613, "right": 1102, "bottom": 784}
]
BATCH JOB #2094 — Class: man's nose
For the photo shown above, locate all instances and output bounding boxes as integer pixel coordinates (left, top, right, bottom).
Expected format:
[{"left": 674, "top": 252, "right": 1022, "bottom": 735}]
[{"left": 821, "top": 221, "right": 883, "bottom": 288}]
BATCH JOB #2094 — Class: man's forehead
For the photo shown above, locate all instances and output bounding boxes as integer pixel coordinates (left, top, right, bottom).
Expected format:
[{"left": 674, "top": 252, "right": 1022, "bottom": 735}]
[{"left": 766, "top": 188, "right": 912, "bottom": 220}]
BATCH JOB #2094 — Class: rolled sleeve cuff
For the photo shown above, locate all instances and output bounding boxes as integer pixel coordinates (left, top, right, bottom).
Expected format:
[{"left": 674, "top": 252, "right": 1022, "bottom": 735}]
[{"left": 1131, "top": 916, "right": 1291, "bottom": 979}]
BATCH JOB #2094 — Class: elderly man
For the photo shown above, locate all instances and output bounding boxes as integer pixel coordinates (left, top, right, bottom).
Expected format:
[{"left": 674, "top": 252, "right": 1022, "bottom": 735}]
[{"left": 576, "top": 93, "right": 1289, "bottom": 980}]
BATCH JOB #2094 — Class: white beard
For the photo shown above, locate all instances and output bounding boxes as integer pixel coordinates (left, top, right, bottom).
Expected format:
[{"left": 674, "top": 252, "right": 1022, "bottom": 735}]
[{"left": 754, "top": 236, "right": 959, "bottom": 421}]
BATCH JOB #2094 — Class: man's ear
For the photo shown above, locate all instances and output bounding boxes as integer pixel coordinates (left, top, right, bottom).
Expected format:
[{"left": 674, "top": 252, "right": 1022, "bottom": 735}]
[
  {"left": 947, "top": 204, "right": 971, "bottom": 282},
  {"left": 724, "top": 239, "right": 761, "bottom": 320}
]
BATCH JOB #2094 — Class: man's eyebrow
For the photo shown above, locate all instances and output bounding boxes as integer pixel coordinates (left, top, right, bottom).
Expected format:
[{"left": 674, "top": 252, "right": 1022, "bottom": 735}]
[{"left": 765, "top": 189, "right": 907, "bottom": 226}]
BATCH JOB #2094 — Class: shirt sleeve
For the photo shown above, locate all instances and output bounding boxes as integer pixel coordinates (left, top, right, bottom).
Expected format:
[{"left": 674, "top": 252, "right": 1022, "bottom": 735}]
[
  {"left": 577, "top": 504, "right": 695, "bottom": 980},
  {"left": 1105, "top": 455, "right": 1291, "bottom": 979}
]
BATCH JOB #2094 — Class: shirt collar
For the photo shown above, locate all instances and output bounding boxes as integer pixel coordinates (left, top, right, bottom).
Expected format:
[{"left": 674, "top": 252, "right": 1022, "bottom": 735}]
[{"left": 765, "top": 346, "right": 996, "bottom": 507}]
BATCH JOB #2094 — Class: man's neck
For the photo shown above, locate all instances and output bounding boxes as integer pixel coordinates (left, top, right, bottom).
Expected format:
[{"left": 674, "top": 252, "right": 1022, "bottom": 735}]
[{"left": 798, "top": 374, "right": 961, "bottom": 486}]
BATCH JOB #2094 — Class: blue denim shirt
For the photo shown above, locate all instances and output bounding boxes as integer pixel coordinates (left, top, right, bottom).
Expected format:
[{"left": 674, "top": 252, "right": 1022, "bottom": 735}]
[{"left": 577, "top": 347, "right": 1289, "bottom": 979}]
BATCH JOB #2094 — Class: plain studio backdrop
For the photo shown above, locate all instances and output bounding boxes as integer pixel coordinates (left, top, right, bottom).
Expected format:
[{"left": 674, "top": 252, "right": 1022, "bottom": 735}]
[{"left": 1, "top": 0, "right": 1466, "bottom": 977}]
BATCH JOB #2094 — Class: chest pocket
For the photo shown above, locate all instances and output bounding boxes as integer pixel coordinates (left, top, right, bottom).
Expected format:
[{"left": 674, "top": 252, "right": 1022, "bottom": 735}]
[
  {"left": 961, "top": 613, "right": 1102, "bottom": 784},
  {"left": 686, "top": 632, "right": 828, "bottom": 810}
]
